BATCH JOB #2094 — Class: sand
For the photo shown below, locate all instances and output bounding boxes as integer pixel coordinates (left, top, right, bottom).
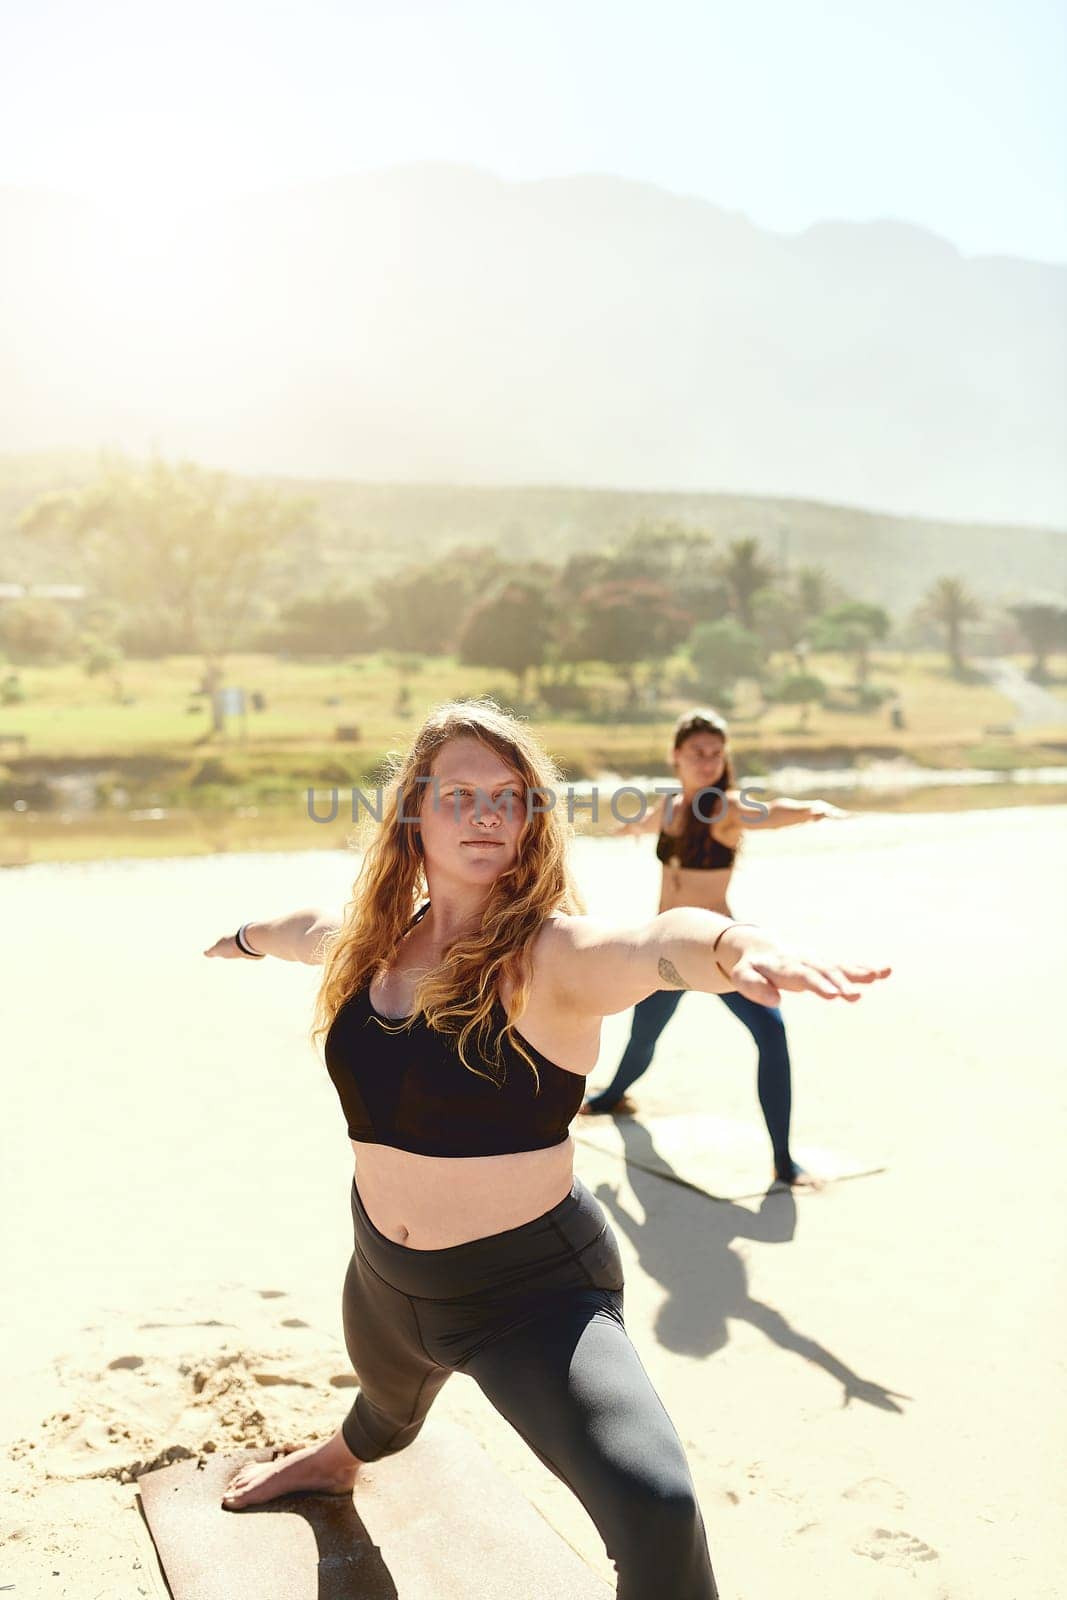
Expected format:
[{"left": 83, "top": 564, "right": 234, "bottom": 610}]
[{"left": 2, "top": 810, "right": 1065, "bottom": 1598}]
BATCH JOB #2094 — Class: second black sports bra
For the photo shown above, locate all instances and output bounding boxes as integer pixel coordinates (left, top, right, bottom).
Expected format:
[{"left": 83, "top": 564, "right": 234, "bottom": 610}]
[
  {"left": 323, "top": 908, "right": 585, "bottom": 1158},
  {"left": 656, "top": 804, "right": 737, "bottom": 871}
]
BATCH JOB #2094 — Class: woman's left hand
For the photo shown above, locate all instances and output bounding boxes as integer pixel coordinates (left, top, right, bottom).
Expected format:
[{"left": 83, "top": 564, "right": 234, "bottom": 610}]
[
  {"left": 721, "top": 931, "right": 890, "bottom": 1007},
  {"left": 809, "top": 800, "right": 851, "bottom": 821}
]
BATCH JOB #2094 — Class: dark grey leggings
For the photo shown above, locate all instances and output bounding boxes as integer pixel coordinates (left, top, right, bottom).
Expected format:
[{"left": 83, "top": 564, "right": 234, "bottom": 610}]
[{"left": 341, "top": 1176, "right": 719, "bottom": 1599}]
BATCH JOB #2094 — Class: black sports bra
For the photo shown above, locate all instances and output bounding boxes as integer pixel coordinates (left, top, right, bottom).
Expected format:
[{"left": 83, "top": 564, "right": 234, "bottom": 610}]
[
  {"left": 656, "top": 806, "right": 736, "bottom": 871},
  {"left": 323, "top": 910, "right": 585, "bottom": 1158}
]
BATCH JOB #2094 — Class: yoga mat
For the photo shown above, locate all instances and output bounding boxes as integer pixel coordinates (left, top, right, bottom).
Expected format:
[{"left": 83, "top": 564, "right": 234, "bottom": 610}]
[
  {"left": 574, "top": 1111, "right": 886, "bottom": 1200},
  {"left": 138, "top": 1420, "right": 611, "bottom": 1599}
]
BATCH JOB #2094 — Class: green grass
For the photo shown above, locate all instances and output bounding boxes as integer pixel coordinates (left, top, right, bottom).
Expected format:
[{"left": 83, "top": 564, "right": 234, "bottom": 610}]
[
  {"left": 0, "top": 647, "right": 1032, "bottom": 764},
  {"left": 2, "top": 647, "right": 1066, "bottom": 870},
  {"left": 0, "top": 653, "right": 467, "bottom": 756}
]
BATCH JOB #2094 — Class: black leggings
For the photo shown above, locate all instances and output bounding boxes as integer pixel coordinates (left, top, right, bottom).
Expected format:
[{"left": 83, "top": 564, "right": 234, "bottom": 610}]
[
  {"left": 341, "top": 1176, "right": 719, "bottom": 1599},
  {"left": 585, "top": 989, "right": 795, "bottom": 1177}
]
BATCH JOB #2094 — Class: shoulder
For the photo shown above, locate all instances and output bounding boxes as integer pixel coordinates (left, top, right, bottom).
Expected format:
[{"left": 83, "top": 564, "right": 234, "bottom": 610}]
[
  {"left": 721, "top": 788, "right": 766, "bottom": 831},
  {"left": 522, "top": 910, "right": 649, "bottom": 1022},
  {"left": 530, "top": 911, "right": 618, "bottom": 978},
  {"left": 534, "top": 911, "right": 616, "bottom": 956},
  {"left": 529, "top": 913, "right": 582, "bottom": 978}
]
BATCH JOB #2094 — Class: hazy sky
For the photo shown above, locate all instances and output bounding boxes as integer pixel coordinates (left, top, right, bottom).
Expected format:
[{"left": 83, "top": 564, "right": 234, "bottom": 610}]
[{"left": 3, "top": 0, "right": 1065, "bottom": 261}]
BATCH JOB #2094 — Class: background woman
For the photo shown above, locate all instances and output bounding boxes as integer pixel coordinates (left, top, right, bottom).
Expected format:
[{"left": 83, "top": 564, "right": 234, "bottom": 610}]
[
  {"left": 581, "top": 708, "right": 849, "bottom": 1188},
  {"left": 203, "top": 700, "right": 887, "bottom": 1598}
]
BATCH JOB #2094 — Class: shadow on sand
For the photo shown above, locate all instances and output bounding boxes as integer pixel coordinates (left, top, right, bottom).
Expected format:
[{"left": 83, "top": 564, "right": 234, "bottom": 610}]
[{"left": 600, "top": 1118, "right": 909, "bottom": 1413}]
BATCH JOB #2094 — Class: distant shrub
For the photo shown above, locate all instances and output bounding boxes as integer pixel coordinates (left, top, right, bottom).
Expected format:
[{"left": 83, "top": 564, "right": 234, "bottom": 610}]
[
  {"left": 0, "top": 598, "right": 78, "bottom": 664},
  {"left": 539, "top": 681, "right": 595, "bottom": 714},
  {"left": 189, "top": 757, "right": 243, "bottom": 787},
  {"left": 0, "top": 776, "right": 52, "bottom": 809},
  {"left": 313, "top": 760, "right": 361, "bottom": 785},
  {"left": 853, "top": 683, "right": 895, "bottom": 710}
]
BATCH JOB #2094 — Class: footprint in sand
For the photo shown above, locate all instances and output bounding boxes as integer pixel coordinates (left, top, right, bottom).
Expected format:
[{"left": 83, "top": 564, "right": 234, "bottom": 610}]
[
  {"left": 280, "top": 1318, "right": 309, "bottom": 1329},
  {"left": 329, "top": 1375, "right": 358, "bottom": 1389},
  {"left": 257, "top": 1290, "right": 287, "bottom": 1300},
  {"left": 252, "top": 1373, "right": 314, "bottom": 1389},
  {"left": 853, "top": 1528, "right": 940, "bottom": 1566},
  {"left": 138, "top": 1319, "right": 230, "bottom": 1330},
  {"left": 107, "top": 1355, "right": 144, "bottom": 1371},
  {"left": 843, "top": 1476, "right": 908, "bottom": 1512}
]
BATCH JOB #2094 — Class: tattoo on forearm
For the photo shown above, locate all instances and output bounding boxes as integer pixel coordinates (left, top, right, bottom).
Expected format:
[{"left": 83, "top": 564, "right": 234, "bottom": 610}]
[{"left": 658, "top": 957, "right": 691, "bottom": 990}]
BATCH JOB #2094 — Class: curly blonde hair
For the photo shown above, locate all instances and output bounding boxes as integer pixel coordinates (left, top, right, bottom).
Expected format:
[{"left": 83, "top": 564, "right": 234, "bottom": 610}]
[{"left": 312, "top": 699, "right": 584, "bottom": 1084}]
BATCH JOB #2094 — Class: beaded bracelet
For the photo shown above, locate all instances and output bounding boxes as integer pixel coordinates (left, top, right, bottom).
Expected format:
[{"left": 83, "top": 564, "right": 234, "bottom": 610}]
[
  {"left": 712, "top": 921, "right": 759, "bottom": 979},
  {"left": 235, "top": 922, "right": 265, "bottom": 959}
]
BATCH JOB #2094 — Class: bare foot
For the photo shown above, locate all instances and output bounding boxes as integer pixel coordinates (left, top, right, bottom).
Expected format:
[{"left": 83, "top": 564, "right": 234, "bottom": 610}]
[
  {"left": 579, "top": 1094, "right": 638, "bottom": 1117},
  {"left": 772, "top": 1163, "right": 825, "bottom": 1192},
  {"left": 222, "top": 1429, "right": 362, "bottom": 1510}
]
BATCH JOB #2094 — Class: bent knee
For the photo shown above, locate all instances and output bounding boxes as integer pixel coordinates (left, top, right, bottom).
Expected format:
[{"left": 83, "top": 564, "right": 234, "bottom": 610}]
[
  {"left": 652, "top": 1477, "right": 702, "bottom": 1534},
  {"left": 610, "top": 1470, "right": 702, "bottom": 1552}
]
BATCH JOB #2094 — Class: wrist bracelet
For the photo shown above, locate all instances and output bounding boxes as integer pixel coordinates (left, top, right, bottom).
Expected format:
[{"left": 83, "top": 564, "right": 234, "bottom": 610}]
[
  {"left": 712, "top": 921, "right": 758, "bottom": 978},
  {"left": 235, "top": 922, "right": 265, "bottom": 959}
]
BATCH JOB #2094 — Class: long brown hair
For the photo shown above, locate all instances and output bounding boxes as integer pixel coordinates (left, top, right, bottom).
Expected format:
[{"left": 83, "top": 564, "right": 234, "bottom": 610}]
[
  {"left": 670, "top": 706, "right": 739, "bottom": 842},
  {"left": 312, "top": 699, "right": 585, "bottom": 1084}
]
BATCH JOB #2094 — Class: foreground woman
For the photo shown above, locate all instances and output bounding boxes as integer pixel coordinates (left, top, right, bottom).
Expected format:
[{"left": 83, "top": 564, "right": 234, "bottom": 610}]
[
  {"left": 203, "top": 700, "right": 888, "bottom": 1599},
  {"left": 582, "top": 708, "right": 850, "bottom": 1187}
]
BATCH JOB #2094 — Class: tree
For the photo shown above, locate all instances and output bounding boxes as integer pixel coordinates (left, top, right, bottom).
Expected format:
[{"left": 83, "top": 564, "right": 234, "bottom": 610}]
[
  {"left": 0, "top": 597, "right": 78, "bottom": 663},
  {"left": 571, "top": 578, "right": 692, "bottom": 699},
  {"left": 810, "top": 601, "right": 891, "bottom": 685},
  {"left": 18, "top": 459, "right": 314, "bottom": 728},
  {"left": 1009, "top": 602, "right": 1067, "bottom": 682},
  {"left": 457, "top": 578, "right": 557, "bottom": 697},
  {"left": 719, "top": 539, "right": 776, "bottom": 630},
  {"left": 751, "top": 586, "right": 806, "bottom": 660},
  {"left": 83, "top": 636, "right": 125, "bottom": 700},
  {"left": 773, "top": 672, "right": 827, "bottom": 731},
  {"left": 375, "top": 547, "right": 506, "bottom": 655},
  {"left": 919, "top": 576, "right": 981, "bottom": 676},
  {"left": 795, "top": 565, "right": 835, "bottom": 623},
  {"left": 268, "top": 590, "right": 375, "bottom": 655},
  {"left": 684, "top": 576, "right": 733, "bottom": 627},
  {"left": 615, "top": 522, "right": 717, "bottom": 583},
  {"left": 688, "top": 618, "right": 762, "bottom": 692}
]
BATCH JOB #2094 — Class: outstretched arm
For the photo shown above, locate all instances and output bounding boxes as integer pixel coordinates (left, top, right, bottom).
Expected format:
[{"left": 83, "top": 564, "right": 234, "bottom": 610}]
[
  {"left": 614, "top": 793, "right": 671, "bottom": 838},
  {"left": 540, "top": 909, "right": 889, "bottom": 1018},
  {"left": 740, "top": 795, "right": 850, "bottom": 830},
  {"left": 203, "top": 908, "right": 341, "bottom": 965}
]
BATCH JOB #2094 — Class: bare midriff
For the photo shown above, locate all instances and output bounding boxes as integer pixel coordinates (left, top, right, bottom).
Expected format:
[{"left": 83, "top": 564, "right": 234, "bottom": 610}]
[
  {"left": 350, "top": 1138, "right": 576, "bottom": 1250},
  {"left": 657, "top": 861, "right": 735, "bottom": 918}
]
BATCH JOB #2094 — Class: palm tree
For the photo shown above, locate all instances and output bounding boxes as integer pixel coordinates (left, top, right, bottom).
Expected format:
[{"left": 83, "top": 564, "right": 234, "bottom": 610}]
[
  {"left": 795, "top": 565, "right": 834, "bottom": 623},
  {"left": 920, "top": 576, "right": 981, "bottom": 676},
  {"left": 719, "top": 539, "right": 776, "bottom": 630}
]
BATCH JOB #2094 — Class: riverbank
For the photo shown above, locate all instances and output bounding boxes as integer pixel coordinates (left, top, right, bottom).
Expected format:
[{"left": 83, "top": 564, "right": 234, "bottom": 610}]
[{"left": 2, "top": 764, "right": 1066, "bottom": 865}]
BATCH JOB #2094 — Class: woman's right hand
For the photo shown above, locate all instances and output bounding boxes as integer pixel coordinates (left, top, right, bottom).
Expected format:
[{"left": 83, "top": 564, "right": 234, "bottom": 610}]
[
  {"left": 202, "top": 909, "right": 339, "bottom": 964},
  {"left": 203, "top": 932, "right": 258, "bottom": 960}
]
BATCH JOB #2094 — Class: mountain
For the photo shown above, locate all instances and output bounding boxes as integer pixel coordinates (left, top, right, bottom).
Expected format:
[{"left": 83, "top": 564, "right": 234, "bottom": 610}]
[
  {"left": 2, "top": 453, "right": 1064, "bottom": 617},
  {"left": 1, "top": 164, "right": 1064, "bottom": 526}
]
